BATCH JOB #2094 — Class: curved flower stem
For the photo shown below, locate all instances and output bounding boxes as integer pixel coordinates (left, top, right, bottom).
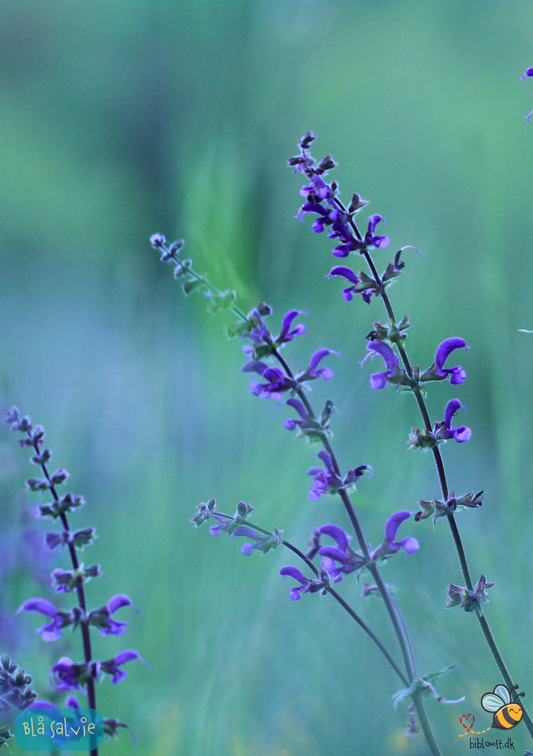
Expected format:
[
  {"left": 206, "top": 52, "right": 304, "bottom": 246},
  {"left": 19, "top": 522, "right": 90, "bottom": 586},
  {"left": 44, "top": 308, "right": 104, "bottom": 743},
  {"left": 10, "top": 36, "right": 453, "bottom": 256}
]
[
  {"left": 25, "top": 431, "right": 98, "bottom": 756},
  {"left": 213, "top": 512, "right": 408, "bottom": 685},
  {"left": 339, "top": 208, "right": 533, "bottom": 739},
  {"left": 159, "top": 242, "right": 442, "bottom": 753},
  {"left": 271, "top": 350, "right": 443, "bottom": 756}
]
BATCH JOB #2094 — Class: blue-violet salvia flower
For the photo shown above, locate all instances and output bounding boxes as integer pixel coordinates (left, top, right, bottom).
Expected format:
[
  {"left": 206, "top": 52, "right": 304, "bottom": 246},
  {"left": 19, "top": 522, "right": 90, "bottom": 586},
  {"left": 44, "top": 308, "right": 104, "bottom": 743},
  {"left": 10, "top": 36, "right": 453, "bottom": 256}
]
[
  {"left": 435, "top": 337, "right": 469, "bottom": 384},
  {"left": 360, "top": 341, "right": 400, "bottom": 389},
  {"left": 241, "top": 362, "right": 295, "bottom": 399},
  {"left": 361, "top": 214, "right": 390, "bottom": 249},
  {"left": 371, "top": 511, "right": 420, "bottom": 560},
  {"left": 242, "top": 309, "right": 306, "bottom": 361},
  {"left": 279, "top": 566, "right": 330, "bottom": 600},
  {"left": 283, "top": 398, "right": 310, "bottom": 432},
  {"left": 307, "top": 450, "right": 372, "bottom": 499},
  {"left": 317, "top": 524, "right": 366, "bottom": 581},
  {"left": 442, "top": 399, "right": 472, "bottom": 443},
  {"left": 299, "top": 348, "right": 339, "bottom": 381},
  {"left": 230, "top": 525, "right": 283, "bottom": 555},
  {"left": 276, "top": 309, "right": 306, "bottom": 344},
  {"left": 326, "top": 266, "right": 372, "bottom": 303},
  {"left": 88, "top": 594, "right": 140, "bottom": 637},
  {"left": 15, "top": 598, "right": 72, "bottom": 642}
]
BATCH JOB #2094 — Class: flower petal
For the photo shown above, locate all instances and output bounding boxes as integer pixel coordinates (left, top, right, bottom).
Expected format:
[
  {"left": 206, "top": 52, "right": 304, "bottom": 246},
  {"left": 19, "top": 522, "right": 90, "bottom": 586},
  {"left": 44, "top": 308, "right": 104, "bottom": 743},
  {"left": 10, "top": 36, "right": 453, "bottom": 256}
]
[
  {"left": 326, "top": 266, "right": 359, "bottom": 285},
  {"left": 309, "top": 348, "right": 340, "bottom": 371},
  {"left": 395, "top": 536, "right": 420, "bottom": 554},
  {"left": 318, "top": 524, "right": 350, "bottom": 553},
  {"left": 16, "top": 597, "right": 58, "bottom": 619},
  {"left": 280, "top": 566, "right": 306, "bottom": 584},
  {"left": 435, "top": 337, "right": 469, "bottom": 370},
  {"left": 444, "top": 399, "right": 465, "bottom": 430},
  {"left": 107, "top": 594, "right": 139, "bottom": 616},
  {"left": 385, "top": 510, "right": 412, "bottom": 543},
  {"left": 286, "top": 398, "right": 308, "bottom": 420}
]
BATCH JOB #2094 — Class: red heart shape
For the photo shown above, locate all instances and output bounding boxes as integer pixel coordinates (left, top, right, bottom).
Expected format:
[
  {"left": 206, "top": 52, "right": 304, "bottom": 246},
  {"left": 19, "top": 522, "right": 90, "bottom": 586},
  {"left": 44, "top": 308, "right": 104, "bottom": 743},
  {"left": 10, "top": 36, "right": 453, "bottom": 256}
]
[{"left": 460, "top": 713, "right": 475, "bottom": 732}]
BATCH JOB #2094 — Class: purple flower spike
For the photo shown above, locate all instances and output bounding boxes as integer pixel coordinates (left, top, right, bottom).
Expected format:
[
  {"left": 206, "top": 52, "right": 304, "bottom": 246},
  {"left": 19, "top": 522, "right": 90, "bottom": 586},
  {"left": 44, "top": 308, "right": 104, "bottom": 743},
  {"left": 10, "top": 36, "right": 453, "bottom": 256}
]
[
  {"left": 435, "top": 337, "right": 470, "bottom": 384},
  {"left": 443, "top": 399, "right": 472, "bottom": 443},
  {"left": 361, "top": 341, "right": 399, "bottom": 389},
  {"left": 364, "top": 214, "right": 390, "bottom": 249},
  {"left": 520, "top": 67, "right": 533, "bottom": 80},
  {"left": 326, "top": 266, "right": 361, "bottom": 302}
]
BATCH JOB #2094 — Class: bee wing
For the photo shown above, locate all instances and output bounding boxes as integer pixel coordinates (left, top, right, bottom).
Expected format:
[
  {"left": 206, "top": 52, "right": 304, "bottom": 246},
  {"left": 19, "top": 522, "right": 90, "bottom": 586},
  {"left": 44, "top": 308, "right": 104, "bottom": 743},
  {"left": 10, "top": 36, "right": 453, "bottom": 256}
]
[
  {"left": 481, "top": 693, "right": 504, "bottom": 712},
  {"left": 494, "top": 685, "right": 511, "bottom": 704}
]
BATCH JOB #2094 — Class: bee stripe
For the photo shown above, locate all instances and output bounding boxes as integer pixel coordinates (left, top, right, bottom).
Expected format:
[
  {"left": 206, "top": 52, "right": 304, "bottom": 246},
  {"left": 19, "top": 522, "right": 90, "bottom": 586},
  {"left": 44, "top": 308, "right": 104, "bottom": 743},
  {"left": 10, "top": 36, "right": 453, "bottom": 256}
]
[{"left": 500, "top": 708, "right": 518, "bottom": 727}]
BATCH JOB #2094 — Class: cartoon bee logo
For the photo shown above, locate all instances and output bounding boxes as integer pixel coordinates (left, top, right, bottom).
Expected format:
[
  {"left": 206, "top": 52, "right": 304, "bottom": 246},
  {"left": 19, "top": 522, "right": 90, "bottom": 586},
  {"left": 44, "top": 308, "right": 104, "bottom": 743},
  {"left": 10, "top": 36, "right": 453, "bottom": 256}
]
[{"left": 481, "top": 684, "right": 525, "bottom": 730}]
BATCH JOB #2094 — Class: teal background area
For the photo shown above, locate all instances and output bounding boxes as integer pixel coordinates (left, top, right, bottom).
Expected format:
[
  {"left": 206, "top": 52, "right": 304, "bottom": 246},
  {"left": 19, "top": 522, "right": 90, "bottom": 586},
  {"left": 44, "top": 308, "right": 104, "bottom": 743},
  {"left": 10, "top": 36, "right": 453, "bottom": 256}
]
[{"left": 0, "top": 0, "right": 533, "bottom": 753}]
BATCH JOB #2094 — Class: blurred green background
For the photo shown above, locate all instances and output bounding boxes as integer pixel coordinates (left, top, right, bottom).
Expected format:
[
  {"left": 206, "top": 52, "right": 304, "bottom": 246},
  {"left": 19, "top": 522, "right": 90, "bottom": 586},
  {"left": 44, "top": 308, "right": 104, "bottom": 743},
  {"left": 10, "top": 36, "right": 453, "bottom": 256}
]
[{"left": 1, "top": 0, "right": 533, "bottom": 753}]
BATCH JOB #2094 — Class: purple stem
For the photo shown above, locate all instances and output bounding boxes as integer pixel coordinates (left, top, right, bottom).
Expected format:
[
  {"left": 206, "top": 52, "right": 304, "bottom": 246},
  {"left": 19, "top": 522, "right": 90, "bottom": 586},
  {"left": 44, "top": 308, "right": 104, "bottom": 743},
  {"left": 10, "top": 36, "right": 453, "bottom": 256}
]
[{"left": 26, "top": 430, "right": 98, "bottom": 756}]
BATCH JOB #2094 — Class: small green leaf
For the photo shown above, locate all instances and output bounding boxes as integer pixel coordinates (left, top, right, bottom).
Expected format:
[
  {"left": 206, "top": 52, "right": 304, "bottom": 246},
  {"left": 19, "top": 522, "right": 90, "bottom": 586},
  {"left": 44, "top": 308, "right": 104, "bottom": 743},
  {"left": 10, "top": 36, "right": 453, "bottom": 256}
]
[
  {"left": 425, "top": 664, "right": 457, "bottom": 684},
  {"left": 182, "top": 278, "right": 204, "bottom": 295}
]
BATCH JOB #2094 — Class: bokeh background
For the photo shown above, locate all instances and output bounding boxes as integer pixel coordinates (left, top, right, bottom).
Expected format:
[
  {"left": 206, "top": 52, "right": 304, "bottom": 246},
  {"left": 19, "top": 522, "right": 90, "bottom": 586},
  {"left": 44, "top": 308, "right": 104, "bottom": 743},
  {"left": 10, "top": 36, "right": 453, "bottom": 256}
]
[{"left": 1, "top": 0, "right": 533, "bottom": 753}]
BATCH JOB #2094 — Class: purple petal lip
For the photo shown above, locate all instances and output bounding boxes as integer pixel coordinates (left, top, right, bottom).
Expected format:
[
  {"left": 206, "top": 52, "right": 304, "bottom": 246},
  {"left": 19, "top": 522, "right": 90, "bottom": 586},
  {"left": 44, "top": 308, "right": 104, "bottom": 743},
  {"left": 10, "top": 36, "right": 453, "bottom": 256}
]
[
  {"left": 309, "top": 348, "right": 340, "bottom": 370},
  {"left": 114, "top": 649, "right": 150, "bottom": 668},
  {"left": 395, "top": 536, "right": 420, "bottom": 554},
  {"left": 285, "top": 397, "right": 307, "bottom": 420},
  {"left": 16, "top": 597, "right": 57, "bottom": 618},
  {"left": 521, "top": 67, "right": 533, "bottom": 80},
  {"left": 242, "top": 360, "right": 268, "bottom": 375},
  {"left": 385, "top": 510, "right": 412, "bottom": 542},
  {"left": 453, "top": 426, "right": 472, "bottom": 443},
  {"left": 365, "top": 341, "right": 399, "bottom": 371},
  {"left": 231, "top": 525, "right": 259, "bottom": 540},
  {"left": 318, "top": 546, "right": 350, "bottom": 564},
  {"left": 280, "top": 566, "right": 306, "bottom": 583},
  {"left": 367, "top": 214, "right": 384, "bottom": 235},
  {"left": 444, "top": 398, "right": 465, "bottom": 428},
  {"left": 327, "top": 266, "right": 359, "bottom": 284},
  {"left": 108, "top": 594, "right": 139, "bottom": 616},
  {"left": 316, "top": 449, "right": 334, "bottom": 472},
  {"left": 435, "top": 337, "right": 469, "bottom": 369},
  {"left": 318, "top": 524, "right": 350, "bottom": 552}
]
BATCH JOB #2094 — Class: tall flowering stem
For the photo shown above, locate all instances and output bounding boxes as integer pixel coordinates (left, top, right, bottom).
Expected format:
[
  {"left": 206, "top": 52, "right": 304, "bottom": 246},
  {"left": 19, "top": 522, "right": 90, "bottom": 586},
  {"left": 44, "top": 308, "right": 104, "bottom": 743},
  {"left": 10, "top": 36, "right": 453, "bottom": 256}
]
[
  {"left": 151, "top": 236, "right": 450, "bottom": 755},
  {"left": 6, "top": 409, "right": 147, "bottom": 755},
  {"left": 290, "top": 132, "right": 533, "bottom": 740}
]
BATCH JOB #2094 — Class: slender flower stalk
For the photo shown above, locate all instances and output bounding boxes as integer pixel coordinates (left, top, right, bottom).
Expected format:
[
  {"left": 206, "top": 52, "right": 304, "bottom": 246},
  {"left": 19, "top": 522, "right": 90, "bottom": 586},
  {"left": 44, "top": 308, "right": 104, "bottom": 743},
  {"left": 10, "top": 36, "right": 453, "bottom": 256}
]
[
  {"left": 5, "top": 409, "right": 148, "bottom": 755},
  {"left": 151, "top": 235, "right": 457, "bottom": 755},
  {"left": 289, "top": 132, "right": 533, "bottom": 740}
]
